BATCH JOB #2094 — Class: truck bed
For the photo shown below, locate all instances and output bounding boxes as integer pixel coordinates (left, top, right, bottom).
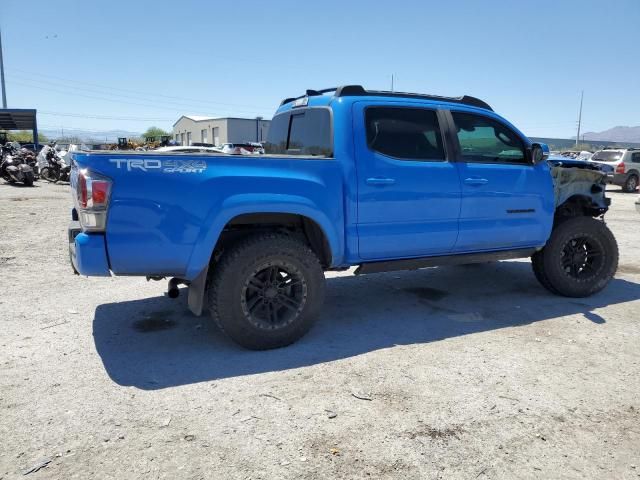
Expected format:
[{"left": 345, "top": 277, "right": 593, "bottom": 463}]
[{"left": 71, "top": 151, "right": 345, "bottom": 279}]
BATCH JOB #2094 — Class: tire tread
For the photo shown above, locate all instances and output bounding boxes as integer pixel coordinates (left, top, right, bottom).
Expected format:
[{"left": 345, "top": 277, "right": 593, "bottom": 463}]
[{"left": 207, "top": 232, "right": 324, "bottom": 349}]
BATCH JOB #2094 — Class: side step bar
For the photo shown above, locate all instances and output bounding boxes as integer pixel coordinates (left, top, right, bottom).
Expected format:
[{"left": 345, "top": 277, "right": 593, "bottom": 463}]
[{"left": 354, "top": 248, "right": 538, "bottom": 275}]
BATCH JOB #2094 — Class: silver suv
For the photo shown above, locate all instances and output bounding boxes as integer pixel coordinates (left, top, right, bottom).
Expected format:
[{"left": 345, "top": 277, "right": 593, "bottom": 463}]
[{"left": 589, "top": 148, "right": 640, "bottom": 192}]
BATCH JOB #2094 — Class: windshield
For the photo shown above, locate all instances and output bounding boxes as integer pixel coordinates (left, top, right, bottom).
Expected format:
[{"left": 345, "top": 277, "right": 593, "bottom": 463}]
[{"left": 592, "top": 151, "right": 623, "bottom": 161}]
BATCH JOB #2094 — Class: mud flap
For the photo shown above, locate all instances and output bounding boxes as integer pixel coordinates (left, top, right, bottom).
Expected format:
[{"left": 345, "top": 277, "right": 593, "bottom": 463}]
[{"left": 187, "top": 266, "right": 209, "bottom": 316}]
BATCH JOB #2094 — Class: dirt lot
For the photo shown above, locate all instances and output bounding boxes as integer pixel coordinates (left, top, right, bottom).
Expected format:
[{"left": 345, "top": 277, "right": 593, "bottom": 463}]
[{"left": 1, "top": 180, "right": 639, "bottom": 480}]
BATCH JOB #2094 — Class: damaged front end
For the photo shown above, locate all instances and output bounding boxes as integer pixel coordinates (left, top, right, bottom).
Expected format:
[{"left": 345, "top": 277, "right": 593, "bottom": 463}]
[{"left": 548, "top": 158, "right": 611, "bottom": 219}]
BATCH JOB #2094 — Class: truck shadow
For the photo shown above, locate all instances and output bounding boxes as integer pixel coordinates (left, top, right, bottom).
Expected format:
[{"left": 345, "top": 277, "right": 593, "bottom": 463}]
[{"left": 92, "top": 261, "right": 640, "bottom": 390}]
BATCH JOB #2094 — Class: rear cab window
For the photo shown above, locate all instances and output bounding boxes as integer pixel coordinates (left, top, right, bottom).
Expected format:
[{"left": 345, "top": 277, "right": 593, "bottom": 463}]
[{"left": 264, "top": 108, "right": 332, "bottom": 157}]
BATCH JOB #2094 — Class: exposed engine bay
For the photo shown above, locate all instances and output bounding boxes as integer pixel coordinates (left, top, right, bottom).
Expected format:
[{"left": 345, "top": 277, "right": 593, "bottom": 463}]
[{"left": 548, "top": 159, "right": 610, "bottom": 218}]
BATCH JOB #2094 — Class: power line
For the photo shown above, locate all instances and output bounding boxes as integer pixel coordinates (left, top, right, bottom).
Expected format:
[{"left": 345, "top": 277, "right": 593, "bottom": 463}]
[
  {"left": 38, "top": 110, "right": 174, "bottom": 122},
  {"left": 11, "top": 67, "right": 273, "bottom": 111},
  {"left": 6, "top": 79, "right": 248, "bottom": 117},
  {"left": 37, "top": 123, "right": 140, "bottom": 134},
  {"left": 8, "top": 73, "right": 270, "bottom": 116}
]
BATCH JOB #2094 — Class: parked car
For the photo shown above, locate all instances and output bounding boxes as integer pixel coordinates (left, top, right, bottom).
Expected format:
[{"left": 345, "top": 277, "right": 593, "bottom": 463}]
[
  {"left": 547, "top": 155, "right": 614, "bottom": 174},
  {"left": 559, "top": 150, "right": 593, "bottom": 161},
  {"left": 589, "top": 148, "right": 640, "bottom": 192},
  {"left": 219, "top": 143, "right": 262, "bottom": 155},
  {"left": 68, "top": 85, "right": 617, "bottom": 350},
  {"left": 248, "top": 142, "right": 265, "bottom": 154},
  {"left": 154, "top": 146, "right": 223, "bottom": 153}
]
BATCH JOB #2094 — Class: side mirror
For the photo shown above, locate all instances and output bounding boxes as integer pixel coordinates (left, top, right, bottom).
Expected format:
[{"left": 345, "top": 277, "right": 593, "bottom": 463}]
[{"left": 531, "top": 142, "right": 550, "bottom": 165}]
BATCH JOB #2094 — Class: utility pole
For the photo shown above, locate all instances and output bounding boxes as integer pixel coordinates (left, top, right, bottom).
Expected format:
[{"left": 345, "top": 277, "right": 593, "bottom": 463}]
[
  {"left": 576, "top": 90, "right": 584, "bottom": 148},
  {"left": 0, "top": 26, "right": 7, "bottom": 108},
  {"left": 390, "top": 74, "right": 394, "bottom": 92}
]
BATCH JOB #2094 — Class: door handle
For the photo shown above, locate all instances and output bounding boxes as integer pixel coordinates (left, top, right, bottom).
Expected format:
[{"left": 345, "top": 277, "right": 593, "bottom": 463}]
[
  {"left": 464, "top": 177, "right": 489, "bottom": 186},
  {"left": 366, "top": 177, "right": 396, "bottom": 186}
]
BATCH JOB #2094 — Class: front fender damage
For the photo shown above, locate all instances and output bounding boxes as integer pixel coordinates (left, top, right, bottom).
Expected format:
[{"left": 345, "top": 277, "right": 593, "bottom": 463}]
[{"left": 551, "top": 165, "right": 609, "bottom": 215}]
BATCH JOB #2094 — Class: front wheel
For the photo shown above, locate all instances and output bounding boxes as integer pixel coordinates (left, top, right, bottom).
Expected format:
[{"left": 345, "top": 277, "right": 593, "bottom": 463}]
[
  {"left": 532, "top": 217, "right": 618, "bottom": 297},
  {"left": 208, "top": 233, "right": 325, "bottom": 350}
]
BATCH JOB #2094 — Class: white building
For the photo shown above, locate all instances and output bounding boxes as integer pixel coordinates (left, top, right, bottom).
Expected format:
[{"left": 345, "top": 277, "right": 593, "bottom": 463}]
[{"left": 172, "top": 116, "right": 270, "bottom": 146}]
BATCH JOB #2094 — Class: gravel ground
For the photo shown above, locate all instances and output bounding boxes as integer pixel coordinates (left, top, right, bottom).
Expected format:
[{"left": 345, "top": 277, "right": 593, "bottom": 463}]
[{"left": 1, "top": 180, "right": 639, "bottom": 480}]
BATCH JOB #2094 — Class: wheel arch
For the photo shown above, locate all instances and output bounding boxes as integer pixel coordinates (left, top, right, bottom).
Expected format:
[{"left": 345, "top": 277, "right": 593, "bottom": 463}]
[
  {"left": 214, "top": 212, "right": 333, "bottom": 268},
  {"left": 185, "top": 194, "right": 342, "bottom": 279},
  {"left": 555, "top": 193, "right": 608, "bottom": 224}
]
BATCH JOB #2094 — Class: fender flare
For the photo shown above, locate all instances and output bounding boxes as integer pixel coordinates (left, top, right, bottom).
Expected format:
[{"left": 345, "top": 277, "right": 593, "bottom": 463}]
[{"left": 184, "top": 193, "right": 342, "bottom": 279}]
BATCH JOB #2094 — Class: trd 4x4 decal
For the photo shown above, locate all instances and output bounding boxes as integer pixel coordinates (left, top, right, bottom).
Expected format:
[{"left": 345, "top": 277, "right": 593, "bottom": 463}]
[{"left": 109, "top": 158, "right": 207, "bottom": 173}]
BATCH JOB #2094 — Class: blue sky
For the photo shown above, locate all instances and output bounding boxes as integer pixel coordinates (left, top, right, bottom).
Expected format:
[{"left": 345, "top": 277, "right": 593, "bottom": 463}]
[{"left": 1, "top": 0, "right": 639, "bottom": 138}]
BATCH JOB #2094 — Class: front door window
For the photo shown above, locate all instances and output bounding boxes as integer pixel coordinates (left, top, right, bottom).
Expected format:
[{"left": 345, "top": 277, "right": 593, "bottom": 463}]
[{"left": 451, "top": 112, "right": 526, "bottom": 165}]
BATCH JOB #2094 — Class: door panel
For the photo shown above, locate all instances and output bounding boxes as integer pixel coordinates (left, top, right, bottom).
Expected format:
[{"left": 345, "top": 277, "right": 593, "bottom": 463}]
[
  {"left": 455, "top": 161, "right": 554, "bottom": 251},
  {"left": 353, "top": 103, "right": 461, "bottom": 260},
  {"left": 449, "top": 110, "right": 554, "bottom": 252}
]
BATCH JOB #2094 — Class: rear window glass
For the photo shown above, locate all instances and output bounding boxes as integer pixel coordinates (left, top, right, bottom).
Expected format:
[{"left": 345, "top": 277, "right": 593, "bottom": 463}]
[
  {"left": 592, "top": 151, "right": 623, "bottom": 161},
  {"left": 264, "top": 108, "right": 332, "bottom": 157},
  {"left": 365, "top": 107, "right": 445, "bottom": 160}
]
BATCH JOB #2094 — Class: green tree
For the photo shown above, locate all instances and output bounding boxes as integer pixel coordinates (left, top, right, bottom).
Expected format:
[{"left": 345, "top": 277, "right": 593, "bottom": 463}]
[
  {"left": 2, "top": 130, "right": 48, "bottom": 143},
  {"left": 141, "top": 126, "right": 170, "bottom": 140}
]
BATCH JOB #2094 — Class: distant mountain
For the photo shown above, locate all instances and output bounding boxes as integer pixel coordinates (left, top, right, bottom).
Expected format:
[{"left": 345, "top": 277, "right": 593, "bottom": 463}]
[
  {"left": 580, "top": 126, "right": 640, "bottom": 143},
  {"left": 41, "top": 128, "right": 142, "bottom": 143}
]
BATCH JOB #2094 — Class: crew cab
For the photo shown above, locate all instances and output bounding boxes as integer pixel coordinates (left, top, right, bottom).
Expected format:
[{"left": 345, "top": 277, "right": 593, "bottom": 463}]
[{"left": 68, "top": 85, "right": 618, "bottom": 349}]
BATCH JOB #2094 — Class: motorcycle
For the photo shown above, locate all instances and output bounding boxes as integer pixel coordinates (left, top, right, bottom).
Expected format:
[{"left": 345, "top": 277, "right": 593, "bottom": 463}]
[
  {"left": 39, "top": 144, "right": 71, "bottom": 183},
  {"left": 19, "top": 147, "right": 39, "bottom": 179},
  {"left": 0, "top": 142, "right": 35, "bottom": 186}
]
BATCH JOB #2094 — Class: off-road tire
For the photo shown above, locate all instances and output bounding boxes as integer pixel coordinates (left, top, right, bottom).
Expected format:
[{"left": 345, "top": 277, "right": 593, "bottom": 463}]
[
  {"left": 531, "top": 217, "right": 618, "bottom": 297},
  {"left": 207, "top": 233, "right": 325, "bottom": 350},
  {"left": 531, "top": 250, "right": 560, "bottom": 295},
  {"left": 23, "top": 171, "right": 34, "bottom": 187},
  {"left": 622, "top": 174, "right": 638, "bottom": 193}
]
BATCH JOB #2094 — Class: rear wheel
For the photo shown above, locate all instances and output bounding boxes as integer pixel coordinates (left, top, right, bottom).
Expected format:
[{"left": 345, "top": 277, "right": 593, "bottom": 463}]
[
  {"left": 623, "top": 174, "right": 638, "bottom": 193},
  {"left": 208, "top": 233, "right": 325, "bottom": 350},
  {"left": 531, "top": 217, "right": 618, "bottom": 297}
]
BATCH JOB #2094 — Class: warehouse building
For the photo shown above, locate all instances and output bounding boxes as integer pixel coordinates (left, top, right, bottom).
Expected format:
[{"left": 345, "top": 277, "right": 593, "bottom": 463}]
[{"left": 172, "top": 116, "right": 270, "bottom": 146}]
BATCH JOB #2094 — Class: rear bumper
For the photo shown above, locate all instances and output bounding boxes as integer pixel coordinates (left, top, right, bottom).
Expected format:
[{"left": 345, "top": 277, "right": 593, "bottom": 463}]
[
  {"left": 68, "top": 221, "right": 110, "bottom": 276},
  {"left": 609, "top": 173, "right": 627, "bottom": 186}
]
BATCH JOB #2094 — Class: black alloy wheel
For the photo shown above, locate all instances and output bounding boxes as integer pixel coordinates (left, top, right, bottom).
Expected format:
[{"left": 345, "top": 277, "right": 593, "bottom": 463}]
[
  {"left": 560, "top": 235, "right": 604, "bottom": 280},
  {"left": 241, "top": 263, "right": 307, "bottom": 330}
]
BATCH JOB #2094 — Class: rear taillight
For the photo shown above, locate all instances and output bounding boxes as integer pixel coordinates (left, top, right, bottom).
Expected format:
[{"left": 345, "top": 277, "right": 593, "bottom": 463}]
[
  {"left": 74, "top": 168, "right": 112, "bottom": 232},
  {"left": 78, "top": 171, "right": 88, "bottom": 208},
  {"left": 616, "top": 162, "right": 625, "bottom": 174}
]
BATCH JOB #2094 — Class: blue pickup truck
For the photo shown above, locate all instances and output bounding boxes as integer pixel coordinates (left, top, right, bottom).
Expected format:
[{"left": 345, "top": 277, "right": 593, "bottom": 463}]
[{"left": 69, "top": 85, "right": 617, "bottom": 349}]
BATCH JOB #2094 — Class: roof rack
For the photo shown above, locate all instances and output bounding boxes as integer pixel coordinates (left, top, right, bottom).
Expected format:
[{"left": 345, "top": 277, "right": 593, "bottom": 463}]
[{"left": 280, "top": 85, "right": 493, "bottom": 111}]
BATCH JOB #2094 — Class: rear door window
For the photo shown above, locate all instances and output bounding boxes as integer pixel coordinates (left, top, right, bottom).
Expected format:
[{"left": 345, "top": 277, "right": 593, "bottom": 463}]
[
  {"left": 365, "top": 107, "right": 445, "bottom": 161},
  {"left": 264, "top": 108, "right": 332, "bottom": 157}
]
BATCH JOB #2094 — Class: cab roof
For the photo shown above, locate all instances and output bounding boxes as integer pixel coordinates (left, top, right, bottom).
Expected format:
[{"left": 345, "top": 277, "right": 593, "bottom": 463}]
[{"left": 279, "top": 85, "right": 493, "bottom": 112}]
